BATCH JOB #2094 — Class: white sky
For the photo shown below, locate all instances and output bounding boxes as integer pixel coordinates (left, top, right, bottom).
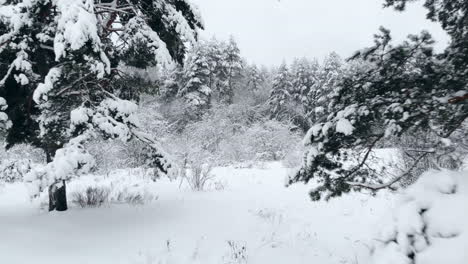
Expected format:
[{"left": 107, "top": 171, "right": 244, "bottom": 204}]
[{"left": 191, "top": 0, "right": 449, "bottom": 66}]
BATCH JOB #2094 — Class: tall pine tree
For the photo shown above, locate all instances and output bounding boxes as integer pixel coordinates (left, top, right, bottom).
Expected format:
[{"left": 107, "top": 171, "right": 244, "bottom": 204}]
[{"left": 268, "top": 62, "right": 292, "bottom": 119}]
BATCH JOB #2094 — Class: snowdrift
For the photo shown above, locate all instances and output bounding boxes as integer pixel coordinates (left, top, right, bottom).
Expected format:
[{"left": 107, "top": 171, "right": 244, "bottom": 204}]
[{"left": 371, "top": 169, "right": 468, "bottom": 264}]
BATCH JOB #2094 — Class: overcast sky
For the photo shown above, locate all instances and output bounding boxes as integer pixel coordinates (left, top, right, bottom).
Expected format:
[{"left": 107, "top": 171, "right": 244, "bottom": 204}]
[{"left": 191, "top": 0, "right": 449, "bottom": 66}]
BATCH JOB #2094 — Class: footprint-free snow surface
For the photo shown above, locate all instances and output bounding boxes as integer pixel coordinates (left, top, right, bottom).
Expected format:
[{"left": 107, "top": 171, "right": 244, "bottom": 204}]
[{"left": 0, "top": 163, "right": 394, "bottom": 264}]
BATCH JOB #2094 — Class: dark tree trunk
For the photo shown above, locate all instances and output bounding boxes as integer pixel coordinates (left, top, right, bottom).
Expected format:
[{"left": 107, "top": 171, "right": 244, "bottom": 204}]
[
  {"left": 48, "top": 180, "right": 68, "bottom": 212},
  {"left": 45, "top": 147, "right": 68, "bottom": 212}
]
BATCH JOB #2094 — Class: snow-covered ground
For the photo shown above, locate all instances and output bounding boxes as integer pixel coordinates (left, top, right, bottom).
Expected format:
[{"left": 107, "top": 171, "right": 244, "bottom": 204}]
[{"left": 0, "top": 163, "right": 396, "bottom": 264}]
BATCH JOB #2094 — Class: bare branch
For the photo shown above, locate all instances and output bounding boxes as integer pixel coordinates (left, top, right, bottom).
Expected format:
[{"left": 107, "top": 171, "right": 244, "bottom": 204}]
[
  {"left": 346, "top": 151, "right": 431, "bottom": 191},
  {"left": 448, "top": 94, "right": 468, "bottom": 104}
]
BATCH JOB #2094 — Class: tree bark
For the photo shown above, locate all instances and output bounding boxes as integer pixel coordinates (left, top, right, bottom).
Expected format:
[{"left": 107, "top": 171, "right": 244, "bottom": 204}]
[{"left": 48, "top": 180, "right": 68, "bottom": 212}]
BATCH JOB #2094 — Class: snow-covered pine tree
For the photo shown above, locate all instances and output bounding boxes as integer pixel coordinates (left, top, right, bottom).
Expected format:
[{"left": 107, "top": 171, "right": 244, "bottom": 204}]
[
  {"left": 289, "top": 1, "right": 468, "bottom": 201},
  {"left": 290, "top": 57, "right": 315, "bottom": 104},
  {"left": 0, "top": 0, "right": 203, "bottom": 211},
  {"left": 268, "top": 62, "right": 292, "bottom": 119},
  {"left": 312, "top": 52, "right": 343, "bottom": 119},
  {"left": 204, "top": 37, "right": 223, "bottom": 91},
  {"left": 246, "top": 64, "right": 264, "bottom": 93},
  {"left": 216, "top": 36, "right": 243, "bottom": 104},
  {"left": 179, "top": 43, "right": 212, "bottom": 111}
]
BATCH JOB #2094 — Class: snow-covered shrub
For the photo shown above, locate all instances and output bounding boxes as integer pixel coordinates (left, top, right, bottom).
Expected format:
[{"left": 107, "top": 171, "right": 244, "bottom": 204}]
[
  {"left": 183, "top": 163, "right": 214, "bottom": 191},
  {"left": 65, "top": 169, "right": 158, "bottom": 208},
  {"left": 371, "top": 169, "right": 468, "bottom": 264},
  {"left": 0, "top": 142, "right": 45, "bottom": 163},
  {"left": 168, "top": 128, "right": 216, "bottom": 191},
  {"left": 241, "top": 120, "right": 301, "bottom": 162},
  {"left": 0, "top": 159, "right": 32, "bottom": 183},
  {"left": 71, "top": 184, "right": 150, "bottom": 207}
]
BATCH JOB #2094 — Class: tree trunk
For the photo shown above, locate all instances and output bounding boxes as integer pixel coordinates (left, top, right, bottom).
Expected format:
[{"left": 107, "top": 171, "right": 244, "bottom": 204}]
[
  {"left": 44, "top": 146, "right": 68, "bottom": 212},
  {"left": 48, "top": 180, "right": 68, "bottom": 212}
]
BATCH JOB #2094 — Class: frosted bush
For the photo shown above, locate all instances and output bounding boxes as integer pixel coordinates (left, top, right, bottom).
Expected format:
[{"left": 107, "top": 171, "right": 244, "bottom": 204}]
[
  {"left": 72, "top": 186, "right": 109, "bottom": 208},
  {"left": 67, "top": 169, "right": 158, "bottom": 208},
  {"left": 182, "top": 163, "right": 214, "bottom": 191},
  {"left": 0, "top": 159, "right": 32, "bottom": 183}
]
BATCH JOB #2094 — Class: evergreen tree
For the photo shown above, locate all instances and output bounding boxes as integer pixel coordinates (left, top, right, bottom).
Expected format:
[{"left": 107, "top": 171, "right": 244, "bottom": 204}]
[
  {"left": 179, "top": 44, "right": 212, "bottom": 111},
  {"left": 312, "top": 52, "right": 343, "bottom": 119},
  {"left": 289, "top": 1, "right": 468, "bottom": 201},
  {"left": 246, "top": 64, "right": 264, "bottom": 93},
  {"left": 268, "top": 63, "right": 292, "bottom": 119},
  {"left": 0, "top": 0, "right": 203, "bottom": 210},
  {"left": 216, "top": 36, "right": 243, "bottom": 104},
  {"left": 290, "top": 57, "right": 315, "bottom": 104},
  {"left": 205, "top": 37, "right": 224, "bottom": 91}
]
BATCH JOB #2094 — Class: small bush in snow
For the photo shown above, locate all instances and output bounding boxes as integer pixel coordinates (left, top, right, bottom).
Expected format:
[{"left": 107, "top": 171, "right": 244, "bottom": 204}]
[
  {"left": 72, "top": 187, "right": 110, "bottom": 208},
  {"left": 67, "top": 169, "right": 158, "bottom": 207},
  {"left": 113, "top": 187, "right": 148, "bottom": 205},
  {"left": 71, "top": 183, "right": 154, "bottom": 207},
  {"left": 179, "top": 162, "right": 215, "bottom": 191}
]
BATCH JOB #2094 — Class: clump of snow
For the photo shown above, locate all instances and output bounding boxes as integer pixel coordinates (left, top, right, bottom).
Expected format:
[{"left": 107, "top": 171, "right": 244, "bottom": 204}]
[
  {"left": 70, "top": 98, "right": 139, "bottom": 142},
  {"left": 32, "top": 67, "right": 62, "bottom": 104},
  {"left": 335, "top": 118, "right": 354, "bottom": 136},
  {"left": 371, "top": 169, "right": 468, "bottom": 264},
  {"left": 70, "top": 106, "right": 92, "bottom": 127},
  {"left": 93, "top": 98, "right": 139, "bottom": 141},
  {"left": 333, "top": 105, "right": 357, "bottom": 136},
  {"left": 0, "top": 96, "right": 12, "bottom": 130},
  {"left": 54, "top": 0, "right": 102, "bottom": 61}
]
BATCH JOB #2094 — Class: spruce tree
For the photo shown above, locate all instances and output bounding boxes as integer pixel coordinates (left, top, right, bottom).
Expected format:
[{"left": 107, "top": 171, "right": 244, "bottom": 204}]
[
  {"left": 309, "top": 53, "right": 342, "bottom": 122},
  {"left": 0, "top": 0, "right": 203, "bottom": 210},
  {"left": 290, "top": 57, "right": 320, "bottom": 130},
  {"left": 246, "top": 64, "right": 264, "bottom": 93},
  {"left": 205, "top": 37, "right": 223, "bottom": 91},
  {"left": 179, "top": 43, "right": 212, "bottom": 111},
  {"left": 216, "top": 36, "right": 243, "bottom": 104},
  {"left": 290, "top": 57, "right": 315, "bottom": 104},
  {"left": 268, "top": 63, "right": 292, "bottom": 119}
]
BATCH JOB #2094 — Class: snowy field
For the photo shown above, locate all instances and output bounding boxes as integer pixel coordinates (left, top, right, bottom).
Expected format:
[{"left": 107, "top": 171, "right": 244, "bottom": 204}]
[{"left": 0, "top": 163, "right": 396, "bottom": 264}]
